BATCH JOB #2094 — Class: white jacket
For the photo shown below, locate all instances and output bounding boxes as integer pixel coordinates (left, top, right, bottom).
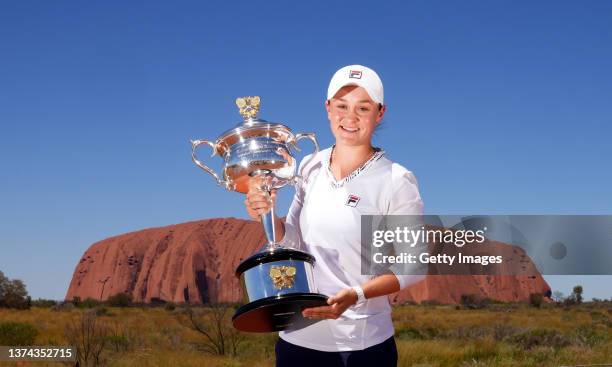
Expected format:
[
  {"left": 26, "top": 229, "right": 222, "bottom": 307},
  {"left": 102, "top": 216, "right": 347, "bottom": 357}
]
[{"left": 278, "top": 147, "right": 425, "bottom": 351}]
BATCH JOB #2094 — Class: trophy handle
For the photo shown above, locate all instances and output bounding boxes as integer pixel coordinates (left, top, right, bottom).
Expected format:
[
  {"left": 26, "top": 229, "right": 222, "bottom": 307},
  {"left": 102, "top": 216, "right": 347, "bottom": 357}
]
[
  {"left": 190, "top": 139, "right": 232, "bottom": 190},
  {"left": 291, "top": 133, "right": 320, "bottom": 181}
]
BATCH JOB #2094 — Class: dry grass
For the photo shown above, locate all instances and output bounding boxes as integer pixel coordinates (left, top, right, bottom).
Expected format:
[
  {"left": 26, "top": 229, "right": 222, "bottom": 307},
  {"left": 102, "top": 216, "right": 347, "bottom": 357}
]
[{"left": 0, "top": 302, "right": 609, "bottom": 366}]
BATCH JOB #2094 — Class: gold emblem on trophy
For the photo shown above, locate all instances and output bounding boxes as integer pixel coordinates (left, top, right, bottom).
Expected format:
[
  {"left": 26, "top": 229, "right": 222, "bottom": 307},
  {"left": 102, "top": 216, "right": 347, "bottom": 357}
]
[
  {"left": 269, "top": 265, "right": 296, "bottom": 290},
  {"left": 236, "top": 96, "right": 261, "bottom": 120}
]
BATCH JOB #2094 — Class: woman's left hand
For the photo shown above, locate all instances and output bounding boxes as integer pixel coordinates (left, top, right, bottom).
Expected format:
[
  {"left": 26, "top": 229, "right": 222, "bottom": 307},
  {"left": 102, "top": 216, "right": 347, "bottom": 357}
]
[{"left": 301, "top": 288, "right": 358, "bottom": 319}]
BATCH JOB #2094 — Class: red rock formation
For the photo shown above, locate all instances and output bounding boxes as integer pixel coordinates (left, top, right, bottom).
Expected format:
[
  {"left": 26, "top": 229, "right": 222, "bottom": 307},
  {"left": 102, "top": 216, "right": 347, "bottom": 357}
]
[{"left": 66, "top": 218, "right": 550, "bottom": 304}]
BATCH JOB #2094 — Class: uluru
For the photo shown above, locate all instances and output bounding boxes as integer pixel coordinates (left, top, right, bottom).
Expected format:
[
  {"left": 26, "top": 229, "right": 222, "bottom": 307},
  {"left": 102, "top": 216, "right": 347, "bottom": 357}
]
[{"left": 65, "top": 218, "right": 551, "bottom": 305}]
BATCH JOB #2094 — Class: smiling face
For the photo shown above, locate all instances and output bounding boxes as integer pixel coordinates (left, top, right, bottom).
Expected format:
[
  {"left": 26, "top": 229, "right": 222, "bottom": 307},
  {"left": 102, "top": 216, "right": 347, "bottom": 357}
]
[{"left": 325, "top": 85, "right": 386, "bottom": 148}]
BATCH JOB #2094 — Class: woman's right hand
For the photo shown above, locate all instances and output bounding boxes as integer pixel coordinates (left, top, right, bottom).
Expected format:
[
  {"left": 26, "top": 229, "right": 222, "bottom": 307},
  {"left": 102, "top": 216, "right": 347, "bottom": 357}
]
[{"left": 244, "top": 176, "right": 278, "bottom": 222}]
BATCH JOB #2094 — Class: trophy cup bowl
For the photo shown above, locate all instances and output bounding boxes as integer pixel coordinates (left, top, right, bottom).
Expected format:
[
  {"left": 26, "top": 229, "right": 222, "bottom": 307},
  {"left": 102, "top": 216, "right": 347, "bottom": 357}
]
[{"left": 190, "top": 96, "right": 328, "bottom": 332}]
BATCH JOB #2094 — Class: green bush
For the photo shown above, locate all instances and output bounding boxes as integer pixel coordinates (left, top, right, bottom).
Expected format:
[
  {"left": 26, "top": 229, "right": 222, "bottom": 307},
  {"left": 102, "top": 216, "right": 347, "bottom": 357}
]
[
  {"left": 0, "top": 321, "right": 38, "bottom": 345},
  {"left": 572, "top": 324, "right": 608, "bottom": 347},
  {"left": 491, "top": 323, "right": 524, "bottom": 341},
  {"left": 508, "top": 329, "right": 571, "bottom": 350},
  {"left": 529, "top": 293, "right": 544, "bottom": 308},
  {"left": 95, "top": 306, "right": 110, "bottom": 316},
  {"left": 446, "top": 325, "right": 491, "bottom": 340},
  {"left": 396, "top": 327, "right": 425, "bottom": 340},
  {"left": 51, "top": 302, "right": 75, "bottom": 312},
  {"left": 80, "top": 298, "right": 102, "bottom": 308},
  {"left": 396, "top": 326, "right": 439, "bottom": 340},
  {"left": 460, "top": 294, "right": 490, "bottom": 309},
  {"left": 420, "top": 299, "right": 443, "bottom": 306},
  {"left": 107, "top": 293, "right": 133, "bottom": 307},
  {"left": 31, "top": 298, "right": 58, "bottom": 308}
]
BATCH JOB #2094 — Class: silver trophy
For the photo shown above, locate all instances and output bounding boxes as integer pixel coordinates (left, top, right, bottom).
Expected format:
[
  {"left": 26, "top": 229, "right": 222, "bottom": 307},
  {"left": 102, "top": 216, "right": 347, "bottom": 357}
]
[{"left": 190, "top": 96, "right": 328, "bottom": 332}]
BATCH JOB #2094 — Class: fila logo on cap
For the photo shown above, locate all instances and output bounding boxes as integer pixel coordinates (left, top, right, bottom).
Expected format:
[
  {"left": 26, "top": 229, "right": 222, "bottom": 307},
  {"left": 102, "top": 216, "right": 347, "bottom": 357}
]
[
  {"left": 349, "top": 70, "right": 362, "bottom": 79},
  {"left": 345, "top": 194, "right": 360, "bottom": 207}
]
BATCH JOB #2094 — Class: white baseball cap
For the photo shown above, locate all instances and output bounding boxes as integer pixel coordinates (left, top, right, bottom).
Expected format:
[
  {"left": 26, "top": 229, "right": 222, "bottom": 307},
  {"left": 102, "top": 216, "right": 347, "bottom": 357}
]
[{"left": 327, "top": 65, "right": 384, "bottom": 105}]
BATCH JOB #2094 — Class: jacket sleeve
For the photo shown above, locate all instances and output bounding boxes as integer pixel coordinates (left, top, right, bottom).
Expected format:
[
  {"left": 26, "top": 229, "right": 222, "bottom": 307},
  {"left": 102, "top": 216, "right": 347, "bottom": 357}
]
[{"left": 386, "top": 163, "right": 427, "bottom": 290}]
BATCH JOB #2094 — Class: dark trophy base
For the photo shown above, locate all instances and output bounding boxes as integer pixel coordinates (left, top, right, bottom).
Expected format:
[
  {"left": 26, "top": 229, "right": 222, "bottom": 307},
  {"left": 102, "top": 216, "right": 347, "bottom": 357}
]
[{"left": 232, "top": 293, "right": 328, "bottom": 332}]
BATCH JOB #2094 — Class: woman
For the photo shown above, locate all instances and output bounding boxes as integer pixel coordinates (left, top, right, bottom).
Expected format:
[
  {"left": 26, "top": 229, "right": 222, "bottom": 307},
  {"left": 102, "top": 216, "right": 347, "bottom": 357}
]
[{"left": 245, "top": 65, "right": 424, "bottom": 367}]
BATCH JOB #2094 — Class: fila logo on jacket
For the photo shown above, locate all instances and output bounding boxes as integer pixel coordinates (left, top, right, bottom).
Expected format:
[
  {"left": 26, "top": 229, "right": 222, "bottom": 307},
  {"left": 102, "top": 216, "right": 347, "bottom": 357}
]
[{"left": 345, "top": 194, "right": 360, "bottom": 207}]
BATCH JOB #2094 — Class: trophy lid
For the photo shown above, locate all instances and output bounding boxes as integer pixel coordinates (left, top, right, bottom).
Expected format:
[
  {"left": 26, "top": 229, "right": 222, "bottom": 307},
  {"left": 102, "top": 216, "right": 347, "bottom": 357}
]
[{"left": 214, "top": 96, "right": 295, "bottom": 154}]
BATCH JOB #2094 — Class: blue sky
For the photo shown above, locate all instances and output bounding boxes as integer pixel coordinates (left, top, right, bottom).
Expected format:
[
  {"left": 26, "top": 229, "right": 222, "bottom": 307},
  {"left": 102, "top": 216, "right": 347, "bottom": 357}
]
[{"left": 1, "top": 1, "right": 610, "bottom": 300}]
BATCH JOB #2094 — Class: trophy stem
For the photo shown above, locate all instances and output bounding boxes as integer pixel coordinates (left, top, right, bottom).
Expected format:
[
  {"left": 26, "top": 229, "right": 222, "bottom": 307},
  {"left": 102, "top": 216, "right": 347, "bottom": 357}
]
[{"left": 261, "top": 201, "right": 277, "bottom": 249}]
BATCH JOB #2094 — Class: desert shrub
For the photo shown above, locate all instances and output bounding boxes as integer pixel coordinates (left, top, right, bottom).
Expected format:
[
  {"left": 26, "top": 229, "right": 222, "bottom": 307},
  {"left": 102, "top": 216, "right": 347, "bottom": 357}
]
[
  {"left": 460, "top": 294, "right": 490, "bottom": 309},
  {"left": 462, "top": 338, "right": 499, "bottom": 362},
  {"left": 164, "top": 302, "right": 176, "bottom": 311},
  {"left": 491, "top": 323, "right": 524, "bottom": 341},
  {"left": 31, "top": 298, "right": 58, "bottom": 308},
  {"left": 77, "top": 298, "right": 102, "bottom": 309},
  {"left": 52, "top": 302, "right": 75, "bottom": 312},
  {"left": 447, "top": 325, "right": 492, "bottom": 340},
  {"left": 160, "top": 325, "right": 183, "bottom": 349},
  {"left": 439, "top": 323, "right": 524, "bottom": 342},
  {"left": 563, "top": 297, "right": 577, "bottom": 307},
  {"left": 106, "top": 335, "right": 129, "bottom": 352},
  {"left": 562, "top": 285, "right": 585, "bottom": 307},
  {"left": 529, "top": 293, "right": 544, "bottom": 308},
  {"left": 65, "top": 310, "right": 109, "bottom": 366},
  {"left": 571, "top": 324, "right": 608, "bottom": 347},
  {"left": 106, "top": 320, "right": 133, "bottom": 353},
  {"left": 106, "top": 293, "right": 132, "bottom": 307},
  {"left": 94, "top": 306, "right": 110, "bottom": 316},
  {"left": 396, "top": 327, "right": 425, "bottom": 340},
  {"left": 589, "top": 310, "right": 606, "bottom": 321},
  {"left": 0, "top": 321, "right": 38, "bottom": 345},
  {"left": 420, "top": 299, "right": 442, "bottom": 306},
  {"left": 176, "top": 305, "right": 245, "bottom": 356},
  {"left": 508, "top": 329, "right": 571, "bottom": 350}
]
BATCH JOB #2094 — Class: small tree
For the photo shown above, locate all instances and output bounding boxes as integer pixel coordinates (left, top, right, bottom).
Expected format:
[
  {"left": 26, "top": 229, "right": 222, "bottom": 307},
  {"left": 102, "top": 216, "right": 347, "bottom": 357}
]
[
  {"left": 177, "top": 304, "right": 244, "bottom": 356},
  {"left": 571, "top": 285, "right": 583, "bottom": 304},
  {"left": 65, "top": 310, "right": 109, "bottom": 367},
  {"left": 0, "top": 271, "right": 7, "bottom": 297},
  {"left": 0, "top": 271, "right": 30, "bottom": 309}
]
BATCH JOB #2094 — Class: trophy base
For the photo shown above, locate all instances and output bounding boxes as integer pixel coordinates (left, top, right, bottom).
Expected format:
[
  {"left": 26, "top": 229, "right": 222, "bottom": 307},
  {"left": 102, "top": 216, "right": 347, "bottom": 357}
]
[{"left": 232, "top": 293, "right": 328, "bottom": 332}]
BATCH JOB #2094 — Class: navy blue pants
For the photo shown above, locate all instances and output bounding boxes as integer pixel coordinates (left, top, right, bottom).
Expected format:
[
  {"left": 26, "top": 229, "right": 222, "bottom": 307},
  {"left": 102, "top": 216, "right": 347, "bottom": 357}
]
[{"left": 275, "top": 336, "right": 398, "bottom": 367}]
